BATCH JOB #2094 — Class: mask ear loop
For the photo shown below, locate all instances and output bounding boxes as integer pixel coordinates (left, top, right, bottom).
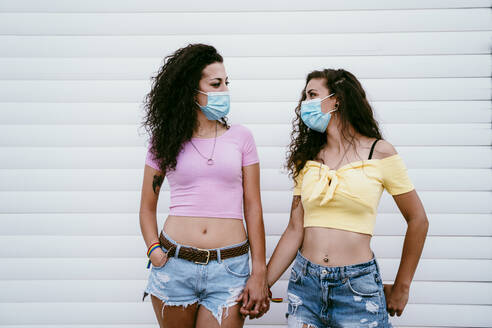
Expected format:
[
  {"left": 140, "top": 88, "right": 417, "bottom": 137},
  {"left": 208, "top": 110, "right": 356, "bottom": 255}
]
[
  {"left": 327, "top": 97, "right": 339, "bottom": 115},
  {"left": 320, "top": 93, "right": 335, "bottom": 102},
  {"left": 319, "top": 93, "right": 337, "bottom": 115},
  {"left": 195, "top": 90, "right": 207, "bottom": 108}
]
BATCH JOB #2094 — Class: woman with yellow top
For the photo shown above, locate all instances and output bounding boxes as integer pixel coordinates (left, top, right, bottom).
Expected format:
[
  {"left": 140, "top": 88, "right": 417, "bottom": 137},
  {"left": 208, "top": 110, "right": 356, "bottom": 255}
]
[{"left": 265, "top": 69, "right": 428, "bottom": 327}]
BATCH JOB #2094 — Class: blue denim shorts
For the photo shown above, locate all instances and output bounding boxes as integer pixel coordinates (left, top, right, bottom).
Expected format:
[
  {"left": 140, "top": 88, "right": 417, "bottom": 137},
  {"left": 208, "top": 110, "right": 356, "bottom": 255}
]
[
  {"left": 287, "top": 251, "right": 393, "bottom": 328},
  {"left": 143, "top": 231, "right": 250, "bottom": 325}
]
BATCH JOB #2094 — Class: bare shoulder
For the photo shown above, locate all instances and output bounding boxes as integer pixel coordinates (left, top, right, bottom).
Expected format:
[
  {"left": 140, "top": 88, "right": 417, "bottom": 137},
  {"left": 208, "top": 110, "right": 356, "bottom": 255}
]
[{"left": 372, "top": 139, "right": 398, "bottom": 159}]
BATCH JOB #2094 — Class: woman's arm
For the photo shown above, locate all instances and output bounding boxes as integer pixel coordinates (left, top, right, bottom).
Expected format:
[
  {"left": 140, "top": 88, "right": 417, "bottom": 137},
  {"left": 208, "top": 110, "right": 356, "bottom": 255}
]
[
  {"left": 239, "top": 163, "right": 269, "bottom": 319},
  {"left": 384, "top": 190, "right": 429, "bottom": 317},
  {"left": 139, "top": 164, "right": 167, "bottom": 267},
  {"left": 266, "top": 195, "right": 304, "bottom": 287}
]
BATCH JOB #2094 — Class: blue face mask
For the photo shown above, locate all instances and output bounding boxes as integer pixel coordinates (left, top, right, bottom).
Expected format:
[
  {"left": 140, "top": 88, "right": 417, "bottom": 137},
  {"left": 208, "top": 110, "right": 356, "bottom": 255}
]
[
  {"left": 196, "top": 90, "right": 230, "bottom": 120},
  {"left": 300, "top": 93, "right": 337, "bottom": 133}
]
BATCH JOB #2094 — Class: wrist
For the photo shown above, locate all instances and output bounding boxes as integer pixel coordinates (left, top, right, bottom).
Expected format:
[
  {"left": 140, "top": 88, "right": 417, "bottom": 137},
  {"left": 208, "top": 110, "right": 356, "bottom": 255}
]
[
  {"left": 251, "top": 263, "right": 267, "bottom": 275},
  {"left": 268, "top": 285, "right": 283, "bottom": 303},
  {"left": 150, "top": 248, "right": 164, "bottom": 259},
  {"left": 147, "top": 242, "right": 161, "bottom": 257},
  {"left": 393, "top": 282, "right": 411, "bottom": 293}
]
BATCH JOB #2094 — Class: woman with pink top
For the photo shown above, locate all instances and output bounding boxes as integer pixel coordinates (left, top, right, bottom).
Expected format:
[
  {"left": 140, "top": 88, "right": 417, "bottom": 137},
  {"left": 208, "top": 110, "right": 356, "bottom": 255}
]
[{"left": 140, "top": 44, "right": 269, "bottom": 327}]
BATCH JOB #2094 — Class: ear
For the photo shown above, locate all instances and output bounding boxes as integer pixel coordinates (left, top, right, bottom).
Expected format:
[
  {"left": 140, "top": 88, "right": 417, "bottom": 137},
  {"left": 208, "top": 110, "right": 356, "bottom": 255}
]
[{"left": 195, "top": 90, "right": 206, "bottom": 106}]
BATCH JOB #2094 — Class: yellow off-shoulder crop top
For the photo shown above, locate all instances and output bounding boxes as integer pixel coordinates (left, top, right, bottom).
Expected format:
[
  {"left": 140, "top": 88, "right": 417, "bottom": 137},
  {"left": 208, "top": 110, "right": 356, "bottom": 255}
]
[{"left": 293, "top": 154, "right": 414, "bottom": 235}]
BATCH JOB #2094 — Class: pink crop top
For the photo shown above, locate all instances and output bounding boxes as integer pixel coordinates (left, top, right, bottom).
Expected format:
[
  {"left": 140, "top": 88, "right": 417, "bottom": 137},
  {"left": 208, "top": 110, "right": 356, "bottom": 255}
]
[{"left": 145, "top": 124, "right": 259, "bottom": 219}]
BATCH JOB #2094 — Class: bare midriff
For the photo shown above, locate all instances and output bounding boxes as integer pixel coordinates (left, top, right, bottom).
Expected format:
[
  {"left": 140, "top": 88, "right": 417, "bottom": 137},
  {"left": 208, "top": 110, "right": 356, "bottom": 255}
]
[
  {"left": 163, "top": 215, "right": 247, "bottom": 249},
  {"left": 301, "top": 226, "right": 373, "bottom": 267}
]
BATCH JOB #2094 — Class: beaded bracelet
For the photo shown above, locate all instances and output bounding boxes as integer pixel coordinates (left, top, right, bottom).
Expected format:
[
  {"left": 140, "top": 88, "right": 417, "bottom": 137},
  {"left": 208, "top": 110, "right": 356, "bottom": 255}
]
[{"left": 146, "top": 242, "right": 161, "bottom": 269}]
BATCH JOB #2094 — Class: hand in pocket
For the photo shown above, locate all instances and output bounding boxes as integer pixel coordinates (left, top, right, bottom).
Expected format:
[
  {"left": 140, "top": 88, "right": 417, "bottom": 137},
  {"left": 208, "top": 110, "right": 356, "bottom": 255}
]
[
  {"left": 150, "top": 248, "right": 169, "bottom": 268},
  {"left": 383, "top": 283, "right": 409, "bottom": 317}
]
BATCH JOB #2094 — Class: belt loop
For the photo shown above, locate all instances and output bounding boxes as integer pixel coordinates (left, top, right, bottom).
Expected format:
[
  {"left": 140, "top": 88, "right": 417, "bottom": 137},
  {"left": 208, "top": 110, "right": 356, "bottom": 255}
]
[
  {"left": 341, "top": 266, "right": 347, "bottom": 281},
  {"left": 217, "top": 248, "right": 222, "bottom": 263},
  {"left": 374, "top": 253, "right": 381, "bottom": 274},
  {"left": 174, "top": 245, "right": 181, "bottom": 259},
  {"left": 302, "top": 257, "right": 308, "bottom": 276}
]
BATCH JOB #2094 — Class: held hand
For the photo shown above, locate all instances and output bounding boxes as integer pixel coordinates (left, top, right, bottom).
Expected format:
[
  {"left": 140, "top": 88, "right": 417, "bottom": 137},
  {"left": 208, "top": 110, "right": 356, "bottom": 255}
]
[
  {"left": 236, "top": 272, "right": 270, "bottom": 319},
  {"left": 383, "top": 283, "right": 409, "bottom": 317},
  {"left": 150, "top": 248, "right": 168, "bottom": 268}
]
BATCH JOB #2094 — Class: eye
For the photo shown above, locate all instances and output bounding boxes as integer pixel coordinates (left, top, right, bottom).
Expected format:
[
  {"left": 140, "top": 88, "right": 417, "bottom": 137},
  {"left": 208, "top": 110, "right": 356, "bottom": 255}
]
[
  {"left": 211, "top": 83, "right": 220, "bottom": 87},
  {"left": 225, "top": 81, "right": 230, "bottom": 86}
]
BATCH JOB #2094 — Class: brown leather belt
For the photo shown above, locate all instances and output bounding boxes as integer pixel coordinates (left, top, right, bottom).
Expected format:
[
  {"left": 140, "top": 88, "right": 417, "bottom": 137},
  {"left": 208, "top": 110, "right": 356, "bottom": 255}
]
[{"left": 158, "top": 231, "right": 249, "bottom": 265}]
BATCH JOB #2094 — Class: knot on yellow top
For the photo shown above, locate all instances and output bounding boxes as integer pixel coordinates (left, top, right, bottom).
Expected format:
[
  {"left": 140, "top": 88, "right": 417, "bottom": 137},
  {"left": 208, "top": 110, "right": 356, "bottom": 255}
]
[
  {"left": 304, "top": 160, "right": 368, "bottom": 206},
  {"left": 308, "top": 168, "right": 339, "bottom": 205}
]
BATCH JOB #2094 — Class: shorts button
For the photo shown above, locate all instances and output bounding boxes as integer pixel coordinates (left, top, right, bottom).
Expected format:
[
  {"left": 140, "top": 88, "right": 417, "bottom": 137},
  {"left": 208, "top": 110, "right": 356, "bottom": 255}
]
[{"left": 321, "top": 269, "right": 328, "bottom": 274}]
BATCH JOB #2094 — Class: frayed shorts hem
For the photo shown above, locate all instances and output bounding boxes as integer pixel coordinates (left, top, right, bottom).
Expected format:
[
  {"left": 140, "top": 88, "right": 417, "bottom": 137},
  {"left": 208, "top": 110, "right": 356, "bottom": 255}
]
[{"left": 143, "top": 290, "right": 240, "bottom": 326}]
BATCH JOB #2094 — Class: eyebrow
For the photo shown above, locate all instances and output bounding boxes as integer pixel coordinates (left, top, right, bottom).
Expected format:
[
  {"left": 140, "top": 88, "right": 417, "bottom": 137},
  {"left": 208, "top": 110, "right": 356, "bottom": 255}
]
[
  {"left": 209, "top": 77, "right": 229, "bottom": 82},
  {"left": 306, "top": 88, "right": 318, "bottom": 94}
]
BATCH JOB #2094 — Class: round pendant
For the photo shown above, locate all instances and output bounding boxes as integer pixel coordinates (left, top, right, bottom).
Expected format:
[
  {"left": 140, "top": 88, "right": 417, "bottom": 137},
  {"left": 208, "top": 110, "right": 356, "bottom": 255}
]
[{"left": 207, "top": 159, "right": 214, "bottom": 165}]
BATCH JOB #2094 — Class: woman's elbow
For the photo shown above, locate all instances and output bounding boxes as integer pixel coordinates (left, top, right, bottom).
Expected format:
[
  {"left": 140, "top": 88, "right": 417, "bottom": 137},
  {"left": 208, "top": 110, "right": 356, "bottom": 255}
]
[
  {"left": 286, "top": 220, "right": 304, "bottom": 237},
  {"left": 139, "top": 206, "right": 157, "bottom": 221},
  {"left": 408, "top": 212, "right": 429, "bottom": 233},
  {"left": 243, "top": 201, "right": 263, "bottom": 218},
  {"left": 421, "top": 214, "right": 429, "bottom": 233}
]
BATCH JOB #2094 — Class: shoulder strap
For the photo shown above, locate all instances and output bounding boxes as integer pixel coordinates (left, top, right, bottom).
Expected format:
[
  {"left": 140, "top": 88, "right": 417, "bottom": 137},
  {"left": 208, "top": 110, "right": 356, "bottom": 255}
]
[{"left": 368, "top": 139, "right": 381, "bottom": 160}]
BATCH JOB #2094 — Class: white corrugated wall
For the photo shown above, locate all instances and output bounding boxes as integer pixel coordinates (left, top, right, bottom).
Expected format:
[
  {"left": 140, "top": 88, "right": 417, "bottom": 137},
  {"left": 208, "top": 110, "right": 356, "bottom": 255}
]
[{"left": 0, "top": 0, "right": 491, "bottom": 327}]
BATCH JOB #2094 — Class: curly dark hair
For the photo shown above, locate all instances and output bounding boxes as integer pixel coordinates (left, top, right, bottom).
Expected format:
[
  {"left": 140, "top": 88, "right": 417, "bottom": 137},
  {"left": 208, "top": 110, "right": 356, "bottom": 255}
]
[
  {"left": 142, "top": 43, "right": 228, "bottom": 173},
  {"left": 286, "top": 68, "right": 383, "bottom": 182}
]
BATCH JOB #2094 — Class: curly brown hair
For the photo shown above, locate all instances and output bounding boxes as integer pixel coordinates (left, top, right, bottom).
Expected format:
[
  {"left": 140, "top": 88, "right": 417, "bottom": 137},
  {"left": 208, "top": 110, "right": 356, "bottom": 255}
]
[
  {"left": 142, "top": 43, "right": 228, "bottom": 173},
  {"left": 286, "top": 69, "right": 383, "bottom": 182}
]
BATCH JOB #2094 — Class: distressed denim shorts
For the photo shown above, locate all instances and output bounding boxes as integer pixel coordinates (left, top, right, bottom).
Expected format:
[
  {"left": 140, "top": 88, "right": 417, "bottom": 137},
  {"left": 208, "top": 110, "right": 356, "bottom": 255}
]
[
  {"left": 143, "top": 230, "right": 250, "bottom": 325},
  {"left": 287, "top": 250, "right": 393, "bottom": 328}
]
